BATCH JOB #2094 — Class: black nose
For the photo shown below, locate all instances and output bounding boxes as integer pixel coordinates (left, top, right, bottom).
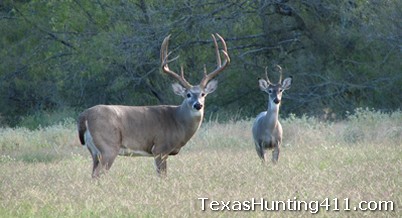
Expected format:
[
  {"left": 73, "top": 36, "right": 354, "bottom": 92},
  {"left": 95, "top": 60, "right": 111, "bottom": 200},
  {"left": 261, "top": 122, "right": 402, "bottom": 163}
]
[
  {"left": 194, "top": 102, "right": 203, "bottom": 110},
  {"left": 273, "top": 98, "right": 280, "bottom": 104}
]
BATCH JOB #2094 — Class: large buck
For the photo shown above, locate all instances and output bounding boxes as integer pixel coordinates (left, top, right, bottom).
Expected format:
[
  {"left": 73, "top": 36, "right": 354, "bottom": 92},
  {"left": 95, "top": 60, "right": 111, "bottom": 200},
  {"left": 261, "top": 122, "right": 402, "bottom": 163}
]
[
  {"left": 78, "top": 34, "right": 230, "bottom": 178},
  {"left": 252, "top": 65, "right": 292, "bottom": 163}
]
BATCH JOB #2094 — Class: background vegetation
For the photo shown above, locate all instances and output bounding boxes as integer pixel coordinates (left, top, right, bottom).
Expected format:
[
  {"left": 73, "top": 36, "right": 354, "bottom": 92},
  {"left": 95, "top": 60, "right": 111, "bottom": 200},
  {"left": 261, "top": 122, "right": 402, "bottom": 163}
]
[
  {"left": 0, "top": 0, "right": 401, "bottom": 127},
  {"left": 0, "top": 109, "right": 401, "bottom": 217}
]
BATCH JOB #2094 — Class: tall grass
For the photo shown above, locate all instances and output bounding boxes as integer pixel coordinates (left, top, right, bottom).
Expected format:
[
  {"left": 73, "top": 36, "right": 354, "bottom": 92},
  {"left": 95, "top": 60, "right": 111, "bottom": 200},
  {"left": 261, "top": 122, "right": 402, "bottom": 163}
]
[{"left": 0, "top": 108, "right": 401, "bottom": 217}]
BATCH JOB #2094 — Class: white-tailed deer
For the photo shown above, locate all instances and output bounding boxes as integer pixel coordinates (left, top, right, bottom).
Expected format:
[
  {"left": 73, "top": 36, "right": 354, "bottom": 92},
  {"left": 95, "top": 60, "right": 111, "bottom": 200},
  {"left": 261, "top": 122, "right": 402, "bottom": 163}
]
[
  {"left": 78, "top": 34, "right": 230, "bottom": 178},
  {"left": 252, "top": 65, "right": 292, "bottom": 163}
]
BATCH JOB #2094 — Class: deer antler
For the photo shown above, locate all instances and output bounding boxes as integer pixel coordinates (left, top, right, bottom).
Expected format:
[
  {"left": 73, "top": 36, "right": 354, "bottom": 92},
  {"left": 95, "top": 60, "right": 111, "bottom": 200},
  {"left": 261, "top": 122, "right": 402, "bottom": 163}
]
[
  {"left": 264, "top": 65, "right": 283, "bottom": 84},
  {"left": 199, "top": 33, "right": 230, "bottom": 88},
  {"left": 160, "top": 35, "right": 192, "bottom": 89},
  {"left": 264, "top": 66, "right": 272, "bottom": 84},
  {"left": 275, "top": 65, "right": 283, "bottom": 84}
]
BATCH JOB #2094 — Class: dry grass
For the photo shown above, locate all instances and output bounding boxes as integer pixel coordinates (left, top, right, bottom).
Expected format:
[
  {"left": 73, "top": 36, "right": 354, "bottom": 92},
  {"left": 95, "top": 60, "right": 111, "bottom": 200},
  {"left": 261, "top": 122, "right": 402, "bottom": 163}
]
[{"left": 0, "top": 109, "right": 401, "bottom": 217}]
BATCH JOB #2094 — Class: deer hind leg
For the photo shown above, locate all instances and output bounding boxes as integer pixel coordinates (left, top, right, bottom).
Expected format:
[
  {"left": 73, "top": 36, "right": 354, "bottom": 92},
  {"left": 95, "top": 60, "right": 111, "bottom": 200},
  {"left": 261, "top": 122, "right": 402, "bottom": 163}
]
[
  {"left": 91, "top": 154, "right": 102, "bottom": 178},
  {"left": 85, "top": 129, "right": 120, "bottom": 178},
  {"left": 89, "top": 145, "right": 119, "bottom": 178},
  {"left": 84, "top": 130, "right": 102, "bottom": 178},
  {"left": 100, "top": 147, "right": 119, "bottom": 170}
]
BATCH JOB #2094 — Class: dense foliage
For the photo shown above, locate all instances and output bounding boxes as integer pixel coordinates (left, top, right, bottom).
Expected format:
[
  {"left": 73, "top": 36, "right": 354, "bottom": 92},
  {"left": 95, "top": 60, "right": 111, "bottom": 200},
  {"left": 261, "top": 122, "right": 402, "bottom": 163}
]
[{"left": 1, "top": 0, "right": 401, "bottom": 126}]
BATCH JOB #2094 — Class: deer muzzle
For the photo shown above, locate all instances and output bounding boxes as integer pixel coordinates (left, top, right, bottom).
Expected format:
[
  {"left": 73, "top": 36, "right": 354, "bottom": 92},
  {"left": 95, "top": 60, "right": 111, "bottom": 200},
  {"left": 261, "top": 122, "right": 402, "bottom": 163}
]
[{"left": 193, "top": 102, "right": 203, "bottom": 110}]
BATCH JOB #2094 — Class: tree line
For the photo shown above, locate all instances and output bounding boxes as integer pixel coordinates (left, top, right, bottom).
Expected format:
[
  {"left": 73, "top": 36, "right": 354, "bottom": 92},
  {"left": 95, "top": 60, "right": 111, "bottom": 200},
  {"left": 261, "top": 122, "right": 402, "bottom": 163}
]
[{"left": 0, "top": 0, "right": 401, "bottom": 126}]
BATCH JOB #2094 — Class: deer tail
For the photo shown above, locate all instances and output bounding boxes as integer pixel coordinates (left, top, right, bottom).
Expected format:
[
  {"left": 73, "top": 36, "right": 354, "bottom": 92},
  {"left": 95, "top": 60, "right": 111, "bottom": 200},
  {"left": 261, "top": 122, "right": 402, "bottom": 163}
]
[{"left": 77, "top": 111, "right": 87, "bottom": 145}]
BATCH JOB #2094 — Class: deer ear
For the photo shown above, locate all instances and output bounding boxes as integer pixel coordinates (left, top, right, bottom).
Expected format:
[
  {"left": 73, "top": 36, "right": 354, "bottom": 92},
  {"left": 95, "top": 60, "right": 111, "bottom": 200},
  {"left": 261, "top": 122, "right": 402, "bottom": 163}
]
[
  {"left": 258, "top": 79, "right": 269, "bottom": 92},
  {"left": 282, "top": 77, "right": 292, "bottom": 90},
  {"left": 172, "top": 83, "right": 186, "bottom": 97},
  {"left": 204, "top": 80, "right": 218, "bottom": 94}
]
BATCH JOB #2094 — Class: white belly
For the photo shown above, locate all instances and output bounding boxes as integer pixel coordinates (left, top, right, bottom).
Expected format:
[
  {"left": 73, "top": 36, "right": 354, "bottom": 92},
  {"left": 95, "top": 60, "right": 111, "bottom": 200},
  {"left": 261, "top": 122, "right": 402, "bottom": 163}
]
[{"left": 118, "top": 148, "right": 152, "bottom": 157}]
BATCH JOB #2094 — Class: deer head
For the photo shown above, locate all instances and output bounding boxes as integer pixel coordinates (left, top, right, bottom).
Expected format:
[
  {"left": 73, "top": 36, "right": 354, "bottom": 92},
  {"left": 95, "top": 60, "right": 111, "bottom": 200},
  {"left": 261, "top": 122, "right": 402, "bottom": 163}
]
[
  {"left": 161, "top": 34, "right": 230, "bottom": 113},
  {"left": 258, "top": 65, "right": 292, "bottom": 105}
]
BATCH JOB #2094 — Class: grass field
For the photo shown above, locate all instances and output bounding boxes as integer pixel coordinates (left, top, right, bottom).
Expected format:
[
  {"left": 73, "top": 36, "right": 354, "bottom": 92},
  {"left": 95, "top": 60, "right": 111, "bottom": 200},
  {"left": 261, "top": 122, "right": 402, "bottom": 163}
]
[{"left": 0, "top": 108, "right": 401, "bottom": 217}]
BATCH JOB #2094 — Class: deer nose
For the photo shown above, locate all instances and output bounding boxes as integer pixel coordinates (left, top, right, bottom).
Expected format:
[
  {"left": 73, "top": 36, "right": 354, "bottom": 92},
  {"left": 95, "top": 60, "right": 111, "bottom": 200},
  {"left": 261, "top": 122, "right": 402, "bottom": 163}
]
[
  {"left": 193, "top": 102, "right": 203, "bottom": 110},
  {"left": 273, "top": 98, "right": 280, "bottom": 104}
]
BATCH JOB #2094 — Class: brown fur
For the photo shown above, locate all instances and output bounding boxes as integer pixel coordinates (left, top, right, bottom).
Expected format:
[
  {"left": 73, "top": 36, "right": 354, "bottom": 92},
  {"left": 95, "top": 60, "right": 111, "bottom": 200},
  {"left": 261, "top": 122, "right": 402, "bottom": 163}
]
[
  {"left": 79, "top": 33, "right": 229, "bottom": 178},
  {"left": 78, "top": 102, "right": 203, "bottom": 178},
  {"left": 252, "top": 76, "right": 292, "bottom": 163}
]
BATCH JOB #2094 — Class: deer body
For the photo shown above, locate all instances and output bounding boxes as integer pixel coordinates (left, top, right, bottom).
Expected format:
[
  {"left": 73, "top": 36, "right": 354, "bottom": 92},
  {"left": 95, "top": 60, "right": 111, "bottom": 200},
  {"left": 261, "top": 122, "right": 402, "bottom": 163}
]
[
  {"left": 252, "top": 98, "right": 283, "bottom": 161},
  {"left": 78, "top": 34, "right": 229, "bottom": 178},
  {"left": 252, "top": 66, "right": 292, "bottom": 163},
  {"left": 79, "top": 104, "right": 201, "bottom": 156}
]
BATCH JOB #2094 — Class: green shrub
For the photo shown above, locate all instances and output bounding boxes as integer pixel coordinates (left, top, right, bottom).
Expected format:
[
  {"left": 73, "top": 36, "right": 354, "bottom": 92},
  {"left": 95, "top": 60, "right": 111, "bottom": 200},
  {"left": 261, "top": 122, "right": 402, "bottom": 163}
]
[{"left": 18, "top": 108, "right": 78, "bottom": 130}]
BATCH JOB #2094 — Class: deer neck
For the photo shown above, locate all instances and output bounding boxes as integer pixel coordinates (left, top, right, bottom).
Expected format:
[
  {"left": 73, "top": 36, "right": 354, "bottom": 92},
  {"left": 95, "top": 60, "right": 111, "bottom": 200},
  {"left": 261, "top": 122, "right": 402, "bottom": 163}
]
[
  {"left": 264, "top": 101, "right": 280, "bottom": 129},
  {"left": 175, "top": 102, "right": 204, "bottom": 134}
]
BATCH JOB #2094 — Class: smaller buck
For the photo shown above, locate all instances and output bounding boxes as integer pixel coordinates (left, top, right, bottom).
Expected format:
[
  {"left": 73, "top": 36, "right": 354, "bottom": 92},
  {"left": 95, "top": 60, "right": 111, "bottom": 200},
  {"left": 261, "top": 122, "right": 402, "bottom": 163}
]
[
  {"left": 252, "top": 65, "right": 292, "bottom": 163},
  {"left": 78, "top": 34, "right": 230, "bottom": 178}
]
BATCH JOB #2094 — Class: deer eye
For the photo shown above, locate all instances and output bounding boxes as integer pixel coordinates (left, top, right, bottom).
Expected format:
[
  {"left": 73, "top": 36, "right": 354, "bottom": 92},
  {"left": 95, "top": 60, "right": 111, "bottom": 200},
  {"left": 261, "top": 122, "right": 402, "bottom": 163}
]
[
  {"left": 268, "top": 89, "right": 273, "bottom": 94},
  {"left": 201, "top": 93, "right": 206, "bottom": 97},
  {"left": 186, "top": 93, "right": 191, "bottom": 98}
]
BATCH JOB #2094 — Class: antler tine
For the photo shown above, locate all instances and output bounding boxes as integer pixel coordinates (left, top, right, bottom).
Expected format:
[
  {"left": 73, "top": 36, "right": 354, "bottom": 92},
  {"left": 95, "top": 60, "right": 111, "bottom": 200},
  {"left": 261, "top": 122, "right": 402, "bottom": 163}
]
[
  {"left": 160, "top": 35, "right": 192, "bottom": 89},
  {"left": 264, "top": 66, "right": 272, "bottom": 84},
  {"left": 212, "top": 34, "right": 222, "bottom": 68},
  {"left": 276, "top": 65, "right": 283, "bottom": 83},
  {"left": 200, "top": 33, "right": 230, "bottom": 88},
  {"left": 180, "top": 65, "right": 186, "bottom": 80}
]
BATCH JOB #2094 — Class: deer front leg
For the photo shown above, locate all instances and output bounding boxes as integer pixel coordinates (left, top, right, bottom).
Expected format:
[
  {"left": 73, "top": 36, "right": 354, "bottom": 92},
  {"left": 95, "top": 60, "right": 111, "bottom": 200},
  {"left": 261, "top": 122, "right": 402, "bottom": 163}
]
[
  {"left": 152, "top": 145, "right": 174, "bottom": 178},
  {"left": 272, "top": 143, "right": 280, "bottom": 164},
  {"left": 154, "top": 154, "right": 168, "bottom": 177},
  {"left": 260, "top": 141, "right": 271, "bottom": 163},
  {"left": 255, "top": 141, "right": 265, "bottom": 161}
]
